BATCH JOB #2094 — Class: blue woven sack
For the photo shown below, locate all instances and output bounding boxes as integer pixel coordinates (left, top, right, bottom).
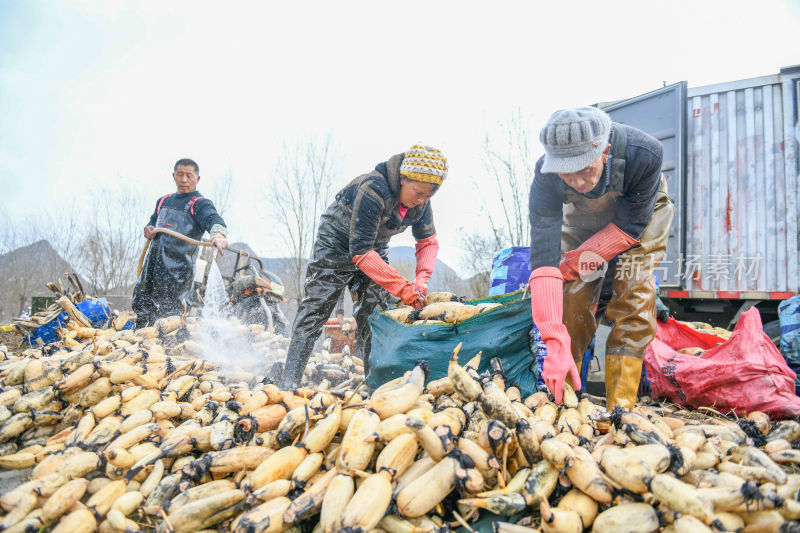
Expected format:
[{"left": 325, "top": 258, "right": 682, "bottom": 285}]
[{"left": 489, "top": 247, "right": 531, "bottom": 297}]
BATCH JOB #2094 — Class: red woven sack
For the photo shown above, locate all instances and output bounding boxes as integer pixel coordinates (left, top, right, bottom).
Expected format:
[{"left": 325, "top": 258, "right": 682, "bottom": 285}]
[
  {"left": 644, "top": 308, "right": 800, "bottom": 418},
  {"left": 651, "top": 317, "right": 728, "bottom": 350}
]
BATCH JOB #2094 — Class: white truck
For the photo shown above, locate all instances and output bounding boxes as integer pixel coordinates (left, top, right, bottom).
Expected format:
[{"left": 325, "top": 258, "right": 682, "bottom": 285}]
[{"left": 598, "top": 65, "right": 800, "bottom": 342}]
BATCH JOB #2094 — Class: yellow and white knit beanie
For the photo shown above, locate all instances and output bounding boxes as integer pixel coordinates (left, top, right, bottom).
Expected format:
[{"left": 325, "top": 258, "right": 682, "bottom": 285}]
[{"left": 399, "top": 144, "right": 448, "bottom": 186}]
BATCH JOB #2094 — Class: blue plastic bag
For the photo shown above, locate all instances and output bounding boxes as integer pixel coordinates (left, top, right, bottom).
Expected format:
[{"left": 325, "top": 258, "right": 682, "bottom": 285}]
[
  {"left": 26, "top": 298, "right": 111, "bottom": 346},
  {"left": 489, "top": 247, "right": 531, "bottom": 297}
]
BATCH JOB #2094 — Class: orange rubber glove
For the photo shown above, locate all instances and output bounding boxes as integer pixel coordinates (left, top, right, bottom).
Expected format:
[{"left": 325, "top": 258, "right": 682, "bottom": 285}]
[
  {"left": 530, "top": 267, "right": 581, "bottom": 403},
  {"left": 353, "top": 250, "right": 424, "bottom": 308},
  {"left": 559, "top": 223, "right": 639, "bottom": 281},
  {"left": 414, "top": 234, "right": 439, "bottom": 296}
]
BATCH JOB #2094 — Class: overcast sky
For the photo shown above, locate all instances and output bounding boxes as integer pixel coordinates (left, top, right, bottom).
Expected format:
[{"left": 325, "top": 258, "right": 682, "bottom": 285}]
[{"left": 1, "top": 0, "right": 799, "bottom": 276}]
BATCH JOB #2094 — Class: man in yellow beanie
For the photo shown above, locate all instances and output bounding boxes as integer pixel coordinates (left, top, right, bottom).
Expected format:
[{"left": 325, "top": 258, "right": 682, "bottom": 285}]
[
  {"left": 279, "top": 145, "right": 447, "bottom": 389},
  {"left": 528, "top": 107, "right": 674, "bottom": 409}
]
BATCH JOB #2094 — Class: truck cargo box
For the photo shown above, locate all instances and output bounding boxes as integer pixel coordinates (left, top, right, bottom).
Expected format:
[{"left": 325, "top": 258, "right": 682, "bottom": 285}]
[{"left": 599, "top": 66, "right": 799, "bottom": 300}]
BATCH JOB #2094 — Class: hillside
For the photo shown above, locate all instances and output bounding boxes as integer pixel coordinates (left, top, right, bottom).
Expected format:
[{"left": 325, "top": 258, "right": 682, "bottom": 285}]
[
  {"left": 0, "top": 240, "right": 75, "bottom": 321},
  {"left": 215, "top": 242, "right": 285, "bottom": 278},
  {"left": 386, "top": 246, "right": 469, "bottom": 295},
  {"left": 0, "top": 240, "right": 485, "bottom": 324},
  {"left": 218, "top": 242, "right": 472, "bottom": 295}
]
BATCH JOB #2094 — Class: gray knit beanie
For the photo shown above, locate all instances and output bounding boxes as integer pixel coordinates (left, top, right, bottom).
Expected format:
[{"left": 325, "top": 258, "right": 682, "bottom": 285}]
[{"left": 539, "top": 107, "right": 612, "bottom": 174}]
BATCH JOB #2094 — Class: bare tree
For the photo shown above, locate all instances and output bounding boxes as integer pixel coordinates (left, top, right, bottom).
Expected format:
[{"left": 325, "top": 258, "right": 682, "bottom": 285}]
[
  {"left": 77, "top": 185, "right": 148, "bottom": 295},
  {"left": 266, "top": 133, "right": 341, "bottom": 305},
  {"left": 0, "top": 205, "right": 80, "bottom": 259},
  {"left": 0, "top": 183, "right": 148, "bottom": 319},
  {"left": 436, "top": 269, "right": 470, "bottom": 298},
  {"left": 458, "top": 230, "right": 497, "bottom": 299},
  {"left": 391, "top": 260, "right": 416, "bottom": 282},
  {"left": 387, "top": 249, "right": 471, "bottom": 299},
  {"left": 0, "top": 207, "right": 14, "bottom": 255},
  {"left": 0, "top": 211, "right": 42, "bottom": 317},
  {"left": 477, "top": 106, "right": 536, "bottom": 249},
  {"left": 0, "top": 207, "right": 20, "bottom": 256},
  {"left": 458, "top": 108, "right": 538, "bottom": 297},
  {"left": 0, "top": 209, "right": 79, "bottom": 320},
  {"left": 210, "top": 166, "right": 234, "bottom": 219},
  {"left": 38, "top": 203, "right": 84, "bottom": 275}
]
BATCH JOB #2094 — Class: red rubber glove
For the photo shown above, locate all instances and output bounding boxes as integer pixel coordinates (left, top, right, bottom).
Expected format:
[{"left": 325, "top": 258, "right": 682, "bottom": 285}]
[
  {"left": 559, "top": 223, "right": 639, "bottom": 281},
  {"left": 529, "top": 267, "right": 581, "bottom": 403},
  {"left": 397, "top": 285, "right": 425, "bottom": 309},
  {"left": 353, "top": 250, "right": 424, "bottom": 308},
  {"left": 414, "top": 234, "right": 439, "bottom": 296}
]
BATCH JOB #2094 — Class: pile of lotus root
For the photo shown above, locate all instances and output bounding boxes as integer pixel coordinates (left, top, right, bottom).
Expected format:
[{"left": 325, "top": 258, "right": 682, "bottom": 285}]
[{"left": 0, "top": 314, "right": 799, "bottom": 533}]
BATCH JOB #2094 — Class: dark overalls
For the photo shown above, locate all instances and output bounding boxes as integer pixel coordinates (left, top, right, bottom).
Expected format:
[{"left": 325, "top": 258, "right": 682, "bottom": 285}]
[
  {"left": 530, "top": 123, "right": 674, "bottom": 409},
  {"left": 279, "top": 153, "right": 435, "bottom": 389},
  {"left": 132, "top": 194, "right": 205, "bottom": 327},
  {"left": 278, "top": 203, "right": 394, "bottom": 389}
]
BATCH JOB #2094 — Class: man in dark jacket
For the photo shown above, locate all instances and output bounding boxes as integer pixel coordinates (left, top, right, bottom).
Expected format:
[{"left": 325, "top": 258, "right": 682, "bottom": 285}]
[
  {"left": 528, "top": 107, "right": 674, "bottom": 409},
  {"left": 279, "top": 145, "right": 446, "bottom": 389},
  {"left": 132, "top": 158, "right": 228, "bottom": 327}
]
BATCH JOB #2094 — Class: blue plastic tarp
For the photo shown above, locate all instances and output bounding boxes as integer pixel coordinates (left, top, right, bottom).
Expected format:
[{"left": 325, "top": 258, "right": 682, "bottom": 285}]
[{"left": 26, "top": 298, "right": 112, "bottom": 346}]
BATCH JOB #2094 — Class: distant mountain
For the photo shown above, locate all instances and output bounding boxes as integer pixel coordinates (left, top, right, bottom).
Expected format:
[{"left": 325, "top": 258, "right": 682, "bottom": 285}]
[
  {"left": 0, "top": 240, "right": 76, "bottom": 321},
  {"left": 214, "top": 242, "right": 286, "bottom": 278},
  {"left": 0, "top": 239, "right": 484, "bottom": 325},
  {"left": 387, "top": 246, "right": 470, "bottom": 295},
  {"left": 215, "top": 242, "right": 473, "bottom": 296}
]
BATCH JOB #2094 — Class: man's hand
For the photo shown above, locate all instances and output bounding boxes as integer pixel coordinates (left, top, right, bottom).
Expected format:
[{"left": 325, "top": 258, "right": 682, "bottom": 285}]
[
  {"left": 211, "top": 234, "right": 228, "bottom": 256},
  {"left": 144, "top": 225, "right": 156, "bottom": 240}
]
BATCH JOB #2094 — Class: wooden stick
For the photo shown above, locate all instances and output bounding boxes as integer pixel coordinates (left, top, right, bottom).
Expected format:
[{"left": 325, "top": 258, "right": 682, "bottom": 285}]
[
  {"left": 157, "top": 360, "right": 196, "bottom": 388},
  {"left": 342, "top": 382, "right": 365, "bottom": 404}
]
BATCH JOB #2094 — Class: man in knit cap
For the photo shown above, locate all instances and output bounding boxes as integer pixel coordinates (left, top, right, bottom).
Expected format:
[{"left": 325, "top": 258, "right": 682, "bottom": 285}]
[
  {"left": 279, "top": 145, "right": 447, "bottom": 389},
  {"left": 528, "top": 107, "right": 674, "bottom": 409}
]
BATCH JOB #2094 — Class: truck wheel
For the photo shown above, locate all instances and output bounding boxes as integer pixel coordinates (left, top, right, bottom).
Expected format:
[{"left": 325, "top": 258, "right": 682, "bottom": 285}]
[{"left": 762, "top": 319, "right": 782, "bottom": 348}]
